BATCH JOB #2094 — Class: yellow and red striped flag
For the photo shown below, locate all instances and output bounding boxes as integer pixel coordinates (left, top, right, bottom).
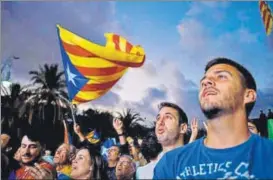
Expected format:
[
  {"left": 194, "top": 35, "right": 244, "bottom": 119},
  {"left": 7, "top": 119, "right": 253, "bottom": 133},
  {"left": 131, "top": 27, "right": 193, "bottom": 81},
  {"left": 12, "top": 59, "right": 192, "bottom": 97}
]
[
  {"left": 259, "top": 0, "right": 273, "bottom": 36},
  {"left": 56, "top": 25, "right": 145, "bottom": 104}
]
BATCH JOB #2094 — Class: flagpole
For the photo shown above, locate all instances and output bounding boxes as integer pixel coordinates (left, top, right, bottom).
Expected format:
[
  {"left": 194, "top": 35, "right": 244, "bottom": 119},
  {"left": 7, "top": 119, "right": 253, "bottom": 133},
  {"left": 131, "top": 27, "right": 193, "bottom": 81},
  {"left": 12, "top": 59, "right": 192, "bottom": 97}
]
[{"left": 56, "top": 92, "right": 77, "bottom": 124}]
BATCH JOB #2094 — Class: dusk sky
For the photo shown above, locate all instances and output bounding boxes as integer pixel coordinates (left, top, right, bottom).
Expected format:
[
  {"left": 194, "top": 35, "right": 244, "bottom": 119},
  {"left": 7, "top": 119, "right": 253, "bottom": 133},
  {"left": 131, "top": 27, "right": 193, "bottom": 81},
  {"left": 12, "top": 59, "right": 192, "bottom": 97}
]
[{"left": 2, "top": 1, "right": 273, "bottom": 124}]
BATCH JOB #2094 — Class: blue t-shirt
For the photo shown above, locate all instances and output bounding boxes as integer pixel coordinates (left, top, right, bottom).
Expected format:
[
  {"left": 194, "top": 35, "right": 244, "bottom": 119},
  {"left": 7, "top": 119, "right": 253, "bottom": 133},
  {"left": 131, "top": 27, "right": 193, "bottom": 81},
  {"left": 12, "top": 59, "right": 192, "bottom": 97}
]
[{"left": 153, "top": 134, "right": 273, "bottom": 179}]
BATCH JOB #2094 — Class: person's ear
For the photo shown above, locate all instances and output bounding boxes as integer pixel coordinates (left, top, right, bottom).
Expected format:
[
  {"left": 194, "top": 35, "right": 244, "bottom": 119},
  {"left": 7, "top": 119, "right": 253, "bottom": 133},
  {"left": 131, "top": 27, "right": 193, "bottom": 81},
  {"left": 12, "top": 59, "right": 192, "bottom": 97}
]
[
  {"left": 180, "top": 123, "right": 188, "bottom": 134},
  {"left": 244, "top": 89, "right": 256, "bottom": 104}
]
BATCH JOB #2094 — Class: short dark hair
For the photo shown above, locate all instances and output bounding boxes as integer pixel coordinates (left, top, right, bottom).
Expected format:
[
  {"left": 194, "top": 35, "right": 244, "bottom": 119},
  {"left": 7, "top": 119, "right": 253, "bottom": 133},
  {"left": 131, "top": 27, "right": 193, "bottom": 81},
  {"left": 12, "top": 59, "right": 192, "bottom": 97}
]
[
  {"left": 205, "top": 57, "right": 256, "bottom": 116},
  {"left": 22, "top": 127, "right": 44, "bottom": 146},
  {"left": 158, "top": 102, "right": 188, "bottom": 124},
  {"left": 81, "top": 146, "right": 108, "bottom": 180},
  {"left": 140, "top": 132, "right": 162, "bottom": 162}
]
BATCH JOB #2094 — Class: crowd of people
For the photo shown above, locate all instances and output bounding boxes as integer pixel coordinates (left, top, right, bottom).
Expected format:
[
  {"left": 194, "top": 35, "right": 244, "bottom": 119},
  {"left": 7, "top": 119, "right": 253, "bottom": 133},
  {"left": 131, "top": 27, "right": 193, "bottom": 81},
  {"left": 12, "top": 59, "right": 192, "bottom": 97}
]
[{"left": 1, "top": 57, "right": 273, "bottom": 179}]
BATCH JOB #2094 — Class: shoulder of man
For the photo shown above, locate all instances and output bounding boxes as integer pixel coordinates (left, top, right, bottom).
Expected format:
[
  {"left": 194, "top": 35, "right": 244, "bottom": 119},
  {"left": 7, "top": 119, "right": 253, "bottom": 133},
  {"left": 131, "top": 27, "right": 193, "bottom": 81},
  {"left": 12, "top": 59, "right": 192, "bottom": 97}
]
[
  {"left": 153, "top": 138, "right": 202, "bottom": 179},
  {"left": 254, "top": 134, "right": 273, "bottom": 151}
]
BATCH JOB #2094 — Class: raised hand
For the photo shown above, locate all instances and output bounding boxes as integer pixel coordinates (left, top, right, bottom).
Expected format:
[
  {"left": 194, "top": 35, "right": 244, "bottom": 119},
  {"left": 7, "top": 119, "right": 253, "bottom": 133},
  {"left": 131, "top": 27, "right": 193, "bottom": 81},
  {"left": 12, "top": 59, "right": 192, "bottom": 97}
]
[
  {"left": 73, "top": 123, "right": 82, "bottom": 135},
  {"left": 113, "top": 118, "right": 124, "bottom": 134},
  {"left": 191, "top": 118, "right": 199, "bottom": 137},
  {"left": 27, "top": 163, "right": 54, "bottom": 179},
  {"left": 189, "top": 118, "right": 199, "bottom": 143},
  {"left": 73, "top": 123, "right": 85, "bottom": 142}
]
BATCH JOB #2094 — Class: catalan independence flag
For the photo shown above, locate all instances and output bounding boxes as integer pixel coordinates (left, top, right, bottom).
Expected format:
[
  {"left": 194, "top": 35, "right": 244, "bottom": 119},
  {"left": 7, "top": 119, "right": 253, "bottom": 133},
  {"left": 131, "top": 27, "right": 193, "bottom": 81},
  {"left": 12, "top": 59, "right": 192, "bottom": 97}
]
[
  {"left": 56, "top": 25, "right": 145, "bottom": 104},
  {"left": 259, "top": 0, "right": 273, "bottom": 36}
]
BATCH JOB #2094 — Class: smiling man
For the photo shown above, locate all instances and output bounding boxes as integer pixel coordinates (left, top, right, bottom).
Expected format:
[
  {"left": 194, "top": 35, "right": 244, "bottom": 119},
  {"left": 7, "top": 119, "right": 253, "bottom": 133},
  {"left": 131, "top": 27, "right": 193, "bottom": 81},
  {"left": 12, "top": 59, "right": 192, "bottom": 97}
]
[
  {"left": 153, "top": 58, "right": 273, "bottom": 179},
  {"left": 9, "top": 129, "right": 56, "bottom": 179}
]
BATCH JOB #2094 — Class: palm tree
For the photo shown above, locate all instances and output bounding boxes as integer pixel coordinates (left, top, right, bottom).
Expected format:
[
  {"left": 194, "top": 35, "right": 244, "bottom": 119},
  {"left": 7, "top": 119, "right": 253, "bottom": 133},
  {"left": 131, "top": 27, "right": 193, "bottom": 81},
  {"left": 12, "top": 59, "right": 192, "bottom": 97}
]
[
  {"left": 29, "top": 64, "right": 66, "bottom": 91},
  {"left": 77, "top": 108, "right": 116, "bottom": 142},
  {"left": 1, "top": 83, "right": 30, "bottom": 140},
  {"left": 26, "top": 63, "right": 69, "bottom": 124},
  {"left": 117, "top": 108, "right": 154, "bottom": 139}
]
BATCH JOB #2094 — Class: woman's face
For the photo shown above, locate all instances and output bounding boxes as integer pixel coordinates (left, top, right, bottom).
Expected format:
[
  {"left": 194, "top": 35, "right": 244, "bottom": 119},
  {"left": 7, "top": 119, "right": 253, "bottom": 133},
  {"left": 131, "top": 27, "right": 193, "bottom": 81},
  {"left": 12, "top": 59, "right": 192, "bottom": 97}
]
[{"left": 71, "top": 149, "right": 92, "bottom": 179}]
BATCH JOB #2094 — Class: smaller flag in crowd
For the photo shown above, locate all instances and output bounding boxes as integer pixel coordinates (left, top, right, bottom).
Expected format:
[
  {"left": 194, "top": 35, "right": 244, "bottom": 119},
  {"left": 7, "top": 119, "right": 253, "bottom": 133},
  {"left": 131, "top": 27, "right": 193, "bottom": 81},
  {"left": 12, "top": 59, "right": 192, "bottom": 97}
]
[{"left": 85, "top": 129, "right": 100, "bottom": 144}]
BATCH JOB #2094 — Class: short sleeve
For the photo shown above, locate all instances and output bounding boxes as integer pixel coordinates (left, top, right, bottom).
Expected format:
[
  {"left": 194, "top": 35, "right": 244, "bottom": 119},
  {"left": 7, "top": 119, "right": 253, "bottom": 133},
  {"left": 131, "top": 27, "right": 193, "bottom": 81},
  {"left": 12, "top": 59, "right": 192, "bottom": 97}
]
[{"left": 153, "top": 154, "right": 173, "bottom": 179}]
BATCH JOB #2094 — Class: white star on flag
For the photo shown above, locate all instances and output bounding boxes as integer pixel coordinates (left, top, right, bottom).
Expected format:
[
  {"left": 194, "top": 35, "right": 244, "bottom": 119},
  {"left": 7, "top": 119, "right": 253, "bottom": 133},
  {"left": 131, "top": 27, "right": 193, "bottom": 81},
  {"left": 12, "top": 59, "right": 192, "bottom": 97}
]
[{"left": 66, "top": 63, "right": 77, "bottom": 87}]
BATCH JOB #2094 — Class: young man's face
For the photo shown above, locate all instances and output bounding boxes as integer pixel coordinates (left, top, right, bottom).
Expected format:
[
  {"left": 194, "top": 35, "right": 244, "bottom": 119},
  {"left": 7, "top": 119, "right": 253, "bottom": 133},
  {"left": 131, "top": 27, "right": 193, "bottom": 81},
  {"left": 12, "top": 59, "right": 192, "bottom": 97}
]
[
  {"left": 199, "top": 64, "right": 248, "bottom": 118},
  {"left": 20, "top": 135, "right": 42, "bottom": 165},
  {"left": 155, "top": 106, "right": 181, "bottom": 146}
]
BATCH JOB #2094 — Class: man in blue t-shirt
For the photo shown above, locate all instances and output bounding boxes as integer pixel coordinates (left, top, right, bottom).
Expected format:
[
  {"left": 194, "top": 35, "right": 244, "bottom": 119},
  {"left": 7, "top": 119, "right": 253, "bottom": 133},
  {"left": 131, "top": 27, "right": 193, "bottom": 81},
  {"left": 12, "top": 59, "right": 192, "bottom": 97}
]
[{"left": 154, "top": 57, "right": 273, "bottom": 179}]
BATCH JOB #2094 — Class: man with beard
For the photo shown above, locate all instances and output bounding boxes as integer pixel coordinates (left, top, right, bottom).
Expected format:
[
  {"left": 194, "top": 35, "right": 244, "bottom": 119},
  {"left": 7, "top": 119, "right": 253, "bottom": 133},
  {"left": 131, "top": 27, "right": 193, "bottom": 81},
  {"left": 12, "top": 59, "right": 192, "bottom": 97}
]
[
  {"left": 54, "top": 143, "right": 76, "bottom": 179},
  {"left": 154, "top": 58, "right": 273, "bottom": 179},
  {"left": 8, "top": 129, "right": 56, "bottom": 179}
]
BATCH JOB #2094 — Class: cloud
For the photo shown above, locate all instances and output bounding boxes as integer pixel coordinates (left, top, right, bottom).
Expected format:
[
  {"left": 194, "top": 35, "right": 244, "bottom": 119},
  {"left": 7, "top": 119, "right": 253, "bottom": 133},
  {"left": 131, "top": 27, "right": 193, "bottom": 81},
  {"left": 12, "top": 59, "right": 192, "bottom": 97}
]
[
  {"left": 175, "top": 69, "right": 197, "bottom": 89},
  {"left": 111, "top": 57, "right": 198, "bottom": 103},
  {"left": 143, "top": 63, "right": 158, "bottom": 77},
  {"left": 177, "top": 4, "right": 259, "bottom": 73},
  {"left": 186, "top": 4, "right": 202, "bottom": 17},
  {"left": 185, "top": 2, "right": 229, "bottom": 22},
  {"left": 1, "top": 1, "right": 121, "bottom": 84},
  {"left": 2, "top": 1, "right": 271, "bottom": 124},
  {"left": 200, "top": 1, "right": 229, "bottom": 9},
  {"left": 238, "top": 28, "right": 258, "bottom": 43},
  {"left": 175, "top": 1, "right": 271, "bottom": 120},
  {"left": 237, "top": 11, "right": 251, "bottom": 22},
  {"left": 91, "top": 91, "right": 121, "bottom": 106},
  {"left": 145, "top": 88, "right": 167, "bottom": 100}
]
